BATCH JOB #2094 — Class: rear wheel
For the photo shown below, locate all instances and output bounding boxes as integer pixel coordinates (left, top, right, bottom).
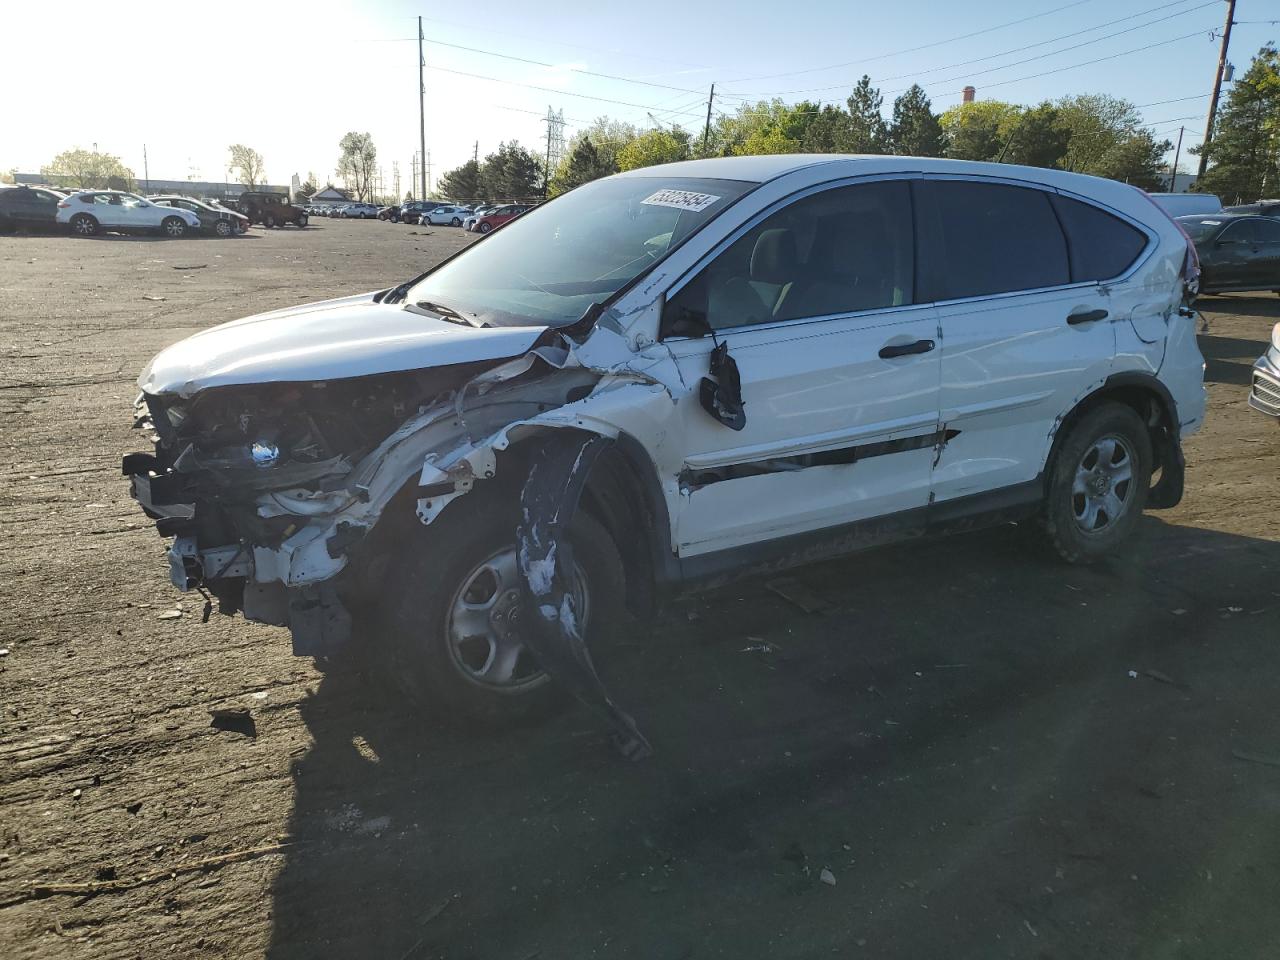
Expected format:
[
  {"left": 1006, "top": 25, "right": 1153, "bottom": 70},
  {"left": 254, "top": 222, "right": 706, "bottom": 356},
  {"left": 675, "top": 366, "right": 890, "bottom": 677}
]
[
  {"left": 450, "top": 216, "right": 461, "bottom": 226},
  {"left": 1043, "top": 402, "right": 1152, "bottom": 563},
  {"left": 264, "top": 213, "right": 277, "bottom": 228},
  {"left": 70, "top": 213, "right": 98, "bottom": 236},
  {"left": 380, "top": 497, "right": 625, "bottom": 726}
]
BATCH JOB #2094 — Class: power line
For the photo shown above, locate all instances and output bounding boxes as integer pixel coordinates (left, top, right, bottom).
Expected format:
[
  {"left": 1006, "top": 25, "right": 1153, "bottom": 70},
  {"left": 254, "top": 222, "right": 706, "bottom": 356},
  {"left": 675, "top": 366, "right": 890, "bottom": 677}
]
[
  {"left": 729, "top": 0, "right": 1216, "bottom": 98},
  {"left": 723, "top": 0, "right": 1100, "bottom": 84},
  {"left": 424, "top": 63, "right": 709, "bottom": 117}
]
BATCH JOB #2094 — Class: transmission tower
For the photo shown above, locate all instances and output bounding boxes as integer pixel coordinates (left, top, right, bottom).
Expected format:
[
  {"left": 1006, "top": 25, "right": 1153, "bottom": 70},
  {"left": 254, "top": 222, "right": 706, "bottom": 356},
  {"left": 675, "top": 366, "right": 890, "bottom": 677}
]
[
  {"left": 545, "top": 107, "right": 566, "bottom": 172},
  {"left": 392, "top": 160, "right": 400, "bottom": 202}
]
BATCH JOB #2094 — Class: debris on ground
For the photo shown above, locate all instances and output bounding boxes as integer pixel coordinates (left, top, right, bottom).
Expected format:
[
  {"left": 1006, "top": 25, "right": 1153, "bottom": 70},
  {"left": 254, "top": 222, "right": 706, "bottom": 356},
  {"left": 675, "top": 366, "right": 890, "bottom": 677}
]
[
  {"left": 819, "top": 867, "right": 837, "bottom": 886},
  {"left": 208, "top": 707, "right": 256, "bottom": 737},
  {"left": 766, "top": 578, "right": 831, "bottom": 614},
  {"left": 172, "top": 264, "right": 207, "bottom": 270},
  {"left": 741, "top": 638, "right": 779, "bottom": 654},
  {"left": 156, "top": 609, "right": 182, "bottom": 620},
  {"left": 141, "top": 295, "right": 166, "bottom": 302}
]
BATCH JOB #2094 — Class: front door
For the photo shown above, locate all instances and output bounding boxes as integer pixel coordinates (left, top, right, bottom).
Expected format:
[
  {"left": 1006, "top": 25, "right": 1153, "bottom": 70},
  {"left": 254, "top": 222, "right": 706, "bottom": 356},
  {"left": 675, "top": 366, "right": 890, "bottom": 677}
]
[
  {"left": 660, "top": 178, "right": 942, "bottom": 558},
  {"left": 1245, "top": 217, "right": 1280, "bottom": 288}
]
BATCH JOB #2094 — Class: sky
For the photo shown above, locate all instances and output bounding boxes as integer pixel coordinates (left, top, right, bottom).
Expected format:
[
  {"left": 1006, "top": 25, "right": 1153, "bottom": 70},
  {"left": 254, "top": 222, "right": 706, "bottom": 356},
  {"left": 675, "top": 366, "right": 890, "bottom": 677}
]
[{"left": 2, "top": 0, "right": 1275, "bottom": 194}]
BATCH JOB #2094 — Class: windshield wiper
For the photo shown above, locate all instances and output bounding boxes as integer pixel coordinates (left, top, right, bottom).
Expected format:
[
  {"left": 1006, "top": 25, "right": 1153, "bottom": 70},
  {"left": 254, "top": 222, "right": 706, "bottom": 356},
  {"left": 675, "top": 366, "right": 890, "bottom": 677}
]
[{"left": 411, "top": 299, "right": 477, "bottom": 327}]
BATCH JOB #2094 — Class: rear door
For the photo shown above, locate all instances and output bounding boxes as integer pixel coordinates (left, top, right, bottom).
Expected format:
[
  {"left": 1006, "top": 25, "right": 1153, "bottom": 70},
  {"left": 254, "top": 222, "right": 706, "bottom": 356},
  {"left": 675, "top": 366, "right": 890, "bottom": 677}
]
[
  {"left": 1210, "top": 220, "right": 1256, "bottom": 288},
  {"left": 661, "top": 177, "right": 942, "bottom": 556},
  {"left": 1246, "top": 218, "right": 1280, "bottom": 288},
  {"left": 919, "top": 177, "right": 1122, "bottom": 503}
]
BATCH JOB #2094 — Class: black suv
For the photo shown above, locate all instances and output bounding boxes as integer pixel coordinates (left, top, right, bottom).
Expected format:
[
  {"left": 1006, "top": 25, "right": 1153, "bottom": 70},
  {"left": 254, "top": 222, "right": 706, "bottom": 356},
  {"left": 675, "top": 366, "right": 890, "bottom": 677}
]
[
  {"left": 237, "top": 192, "right": 309, "bottom": 228},
  {"left": 399, "top": 200, "right": 447, "bottom": 225},
  {"left": 0, "top": 185, "right": 66, "bottom": 232}
]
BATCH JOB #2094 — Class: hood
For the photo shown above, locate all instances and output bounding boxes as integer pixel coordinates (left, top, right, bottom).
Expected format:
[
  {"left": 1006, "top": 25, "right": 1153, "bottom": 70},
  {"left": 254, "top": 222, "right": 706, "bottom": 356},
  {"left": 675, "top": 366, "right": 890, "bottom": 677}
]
[{"left": 138, "top": 291, "right": 548, "bottom": 398}]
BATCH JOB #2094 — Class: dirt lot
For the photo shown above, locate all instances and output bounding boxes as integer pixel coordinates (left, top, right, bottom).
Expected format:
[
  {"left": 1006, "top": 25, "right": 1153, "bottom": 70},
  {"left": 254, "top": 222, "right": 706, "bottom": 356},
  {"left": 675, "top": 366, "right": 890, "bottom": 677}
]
[{"left": 1, "top": 218, "right": 1278, "bottom": 960}]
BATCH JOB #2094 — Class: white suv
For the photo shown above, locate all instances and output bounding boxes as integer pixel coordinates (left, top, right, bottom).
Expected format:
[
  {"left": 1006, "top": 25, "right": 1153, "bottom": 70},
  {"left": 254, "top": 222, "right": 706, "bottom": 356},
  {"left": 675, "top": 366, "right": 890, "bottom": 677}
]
[
  {"left": 125, "top": 156, "right": 1205, "bottom": 752},
  {"left": 57, "top": 190, "right": 201, "bottom": 237}
]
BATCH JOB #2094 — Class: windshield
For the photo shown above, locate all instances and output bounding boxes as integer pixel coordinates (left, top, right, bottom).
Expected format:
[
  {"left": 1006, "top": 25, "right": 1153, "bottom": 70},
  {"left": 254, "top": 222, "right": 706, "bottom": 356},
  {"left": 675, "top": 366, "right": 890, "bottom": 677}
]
[
  {"left": 405, "top": 175, "right": 752, "bottom": 327},
  {"left": 1177, "top": 216, "right": 1224, "bottom": 241}
]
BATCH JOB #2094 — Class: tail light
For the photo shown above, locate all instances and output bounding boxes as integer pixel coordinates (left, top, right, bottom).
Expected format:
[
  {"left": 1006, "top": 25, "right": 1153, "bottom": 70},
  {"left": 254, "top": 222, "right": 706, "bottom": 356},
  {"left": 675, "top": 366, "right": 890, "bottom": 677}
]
[{"left": 57, "top": 201, "right": 70, "bottom": 208}]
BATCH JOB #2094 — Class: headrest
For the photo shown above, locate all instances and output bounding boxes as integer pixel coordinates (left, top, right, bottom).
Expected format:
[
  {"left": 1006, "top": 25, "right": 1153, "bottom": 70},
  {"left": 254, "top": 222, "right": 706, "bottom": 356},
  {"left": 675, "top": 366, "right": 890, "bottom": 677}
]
[{"left": 750, "top": 229, "right": 797, "bottom": 285}]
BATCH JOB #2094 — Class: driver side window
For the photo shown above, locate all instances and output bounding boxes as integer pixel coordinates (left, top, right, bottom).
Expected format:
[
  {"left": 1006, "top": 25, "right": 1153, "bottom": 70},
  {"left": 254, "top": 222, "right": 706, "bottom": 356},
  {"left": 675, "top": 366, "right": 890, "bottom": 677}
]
[{"left": 665, "top": 180, "right": 915, "bottom": 333}]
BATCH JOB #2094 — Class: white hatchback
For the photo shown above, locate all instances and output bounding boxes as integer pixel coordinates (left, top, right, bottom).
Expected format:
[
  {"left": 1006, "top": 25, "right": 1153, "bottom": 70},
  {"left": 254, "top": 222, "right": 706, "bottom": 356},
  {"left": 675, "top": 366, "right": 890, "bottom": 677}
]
[
  {"left": 126, "top": 155, "right": 1206, "bottom": 749},
  {"left": 57, "top": 190, "right": 201, "bottom": 237}
]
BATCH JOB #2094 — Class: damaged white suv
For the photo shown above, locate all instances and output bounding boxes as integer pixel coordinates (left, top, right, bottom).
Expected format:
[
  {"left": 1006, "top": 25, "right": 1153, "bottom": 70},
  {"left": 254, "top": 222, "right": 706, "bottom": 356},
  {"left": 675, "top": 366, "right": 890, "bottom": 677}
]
[{"left": 127, "top": 156, "right": 1205, "bottom": 752}]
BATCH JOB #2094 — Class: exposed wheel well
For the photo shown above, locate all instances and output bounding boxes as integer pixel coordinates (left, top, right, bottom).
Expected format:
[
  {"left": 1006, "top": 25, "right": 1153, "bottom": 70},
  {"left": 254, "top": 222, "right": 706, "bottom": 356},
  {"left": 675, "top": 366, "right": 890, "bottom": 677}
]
[{"left": 1045, "top": 375, "right": 1181, "bottom": 505}]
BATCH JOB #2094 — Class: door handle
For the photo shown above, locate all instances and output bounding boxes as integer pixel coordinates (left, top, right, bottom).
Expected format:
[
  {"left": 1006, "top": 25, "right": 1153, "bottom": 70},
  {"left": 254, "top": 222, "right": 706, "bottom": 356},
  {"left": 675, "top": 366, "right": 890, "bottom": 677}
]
[
  {"left": 1067, "top": 308, "right": 1109, "bottom": 325},
  {"left": 879, "top": 339, "right": 935, "bottom": 359}
]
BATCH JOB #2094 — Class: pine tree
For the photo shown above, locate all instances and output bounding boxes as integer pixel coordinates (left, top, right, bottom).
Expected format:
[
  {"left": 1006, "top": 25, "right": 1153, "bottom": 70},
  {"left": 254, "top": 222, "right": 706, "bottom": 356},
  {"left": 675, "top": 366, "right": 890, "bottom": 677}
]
[
  {"left": 1196, "top": 44, "right": 1280, "bottom": 201},
  {"left": 551, "top": 136, "right": 616, "bottom": 195},
  {"left": 845, "top": 76, "right": 889, "bottom": 153},
  {"left": 436, "top": 159, "right": 482, "bottom": 201},
  {"left": 889, "top": 85, "right": 945, "bottom": 157}
]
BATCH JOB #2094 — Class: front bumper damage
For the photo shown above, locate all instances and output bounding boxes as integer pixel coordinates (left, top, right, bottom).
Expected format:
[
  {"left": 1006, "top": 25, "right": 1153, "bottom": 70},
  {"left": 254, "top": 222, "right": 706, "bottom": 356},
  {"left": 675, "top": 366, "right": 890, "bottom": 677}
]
[{"left": 125, "top": 332, "right": 666, "bottom": 753}]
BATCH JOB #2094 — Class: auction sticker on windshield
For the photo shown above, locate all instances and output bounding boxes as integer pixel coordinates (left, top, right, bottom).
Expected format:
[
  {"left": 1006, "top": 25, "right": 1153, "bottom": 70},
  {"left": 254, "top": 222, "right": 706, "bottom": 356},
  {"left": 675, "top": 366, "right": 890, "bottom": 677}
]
[{"left": 641, "top": 189, "right": 721, "bottom": 212}]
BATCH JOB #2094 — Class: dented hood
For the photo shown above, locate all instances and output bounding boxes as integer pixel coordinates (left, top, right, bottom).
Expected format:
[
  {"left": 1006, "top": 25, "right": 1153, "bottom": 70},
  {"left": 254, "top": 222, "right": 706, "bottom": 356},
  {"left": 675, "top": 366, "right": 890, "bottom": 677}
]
[{"left": 138, "top": 291, "right": 548, "bottom": 397}]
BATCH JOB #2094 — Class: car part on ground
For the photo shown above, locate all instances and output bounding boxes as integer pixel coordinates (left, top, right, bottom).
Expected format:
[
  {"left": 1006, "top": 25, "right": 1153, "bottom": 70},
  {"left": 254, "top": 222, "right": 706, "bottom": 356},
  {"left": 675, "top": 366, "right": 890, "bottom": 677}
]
[{"left": 123, "top": 155, "right": 1206, "bottom": 754}]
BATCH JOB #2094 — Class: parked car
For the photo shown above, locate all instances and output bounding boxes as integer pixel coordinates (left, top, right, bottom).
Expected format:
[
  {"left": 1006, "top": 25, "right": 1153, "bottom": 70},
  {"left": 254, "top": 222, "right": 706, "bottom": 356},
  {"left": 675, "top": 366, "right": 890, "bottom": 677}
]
[
  {"left": 1175, "top": 213, "right": 1280, "bottom": 294},
  {"left": 464, "top": 205, "right": 499, "bottom": 231},
  {"left": 237, "top": 191, "right": 308, "bottom": 228},
  {"left": 424, "top": 204, "right": 471, "bottom": 226},
  {"left": 328, "top": 205, "right": 349, "bottom": 218},
  {"left": 57, "top": 190, "right": 201, "bottom": 237},
  {"left": 340, "top": 202, "right": 379, "bottom": 219},
  {"left": 1223, "top": 199, "right": 1280, "bottom": 218},
  {"left": 473, "top": 203, "right": 531, "bottom": 234},
  {"left": 1147, "top": 193, "right": 1222, "bottom": 218},
  {"left": 400, "top": 201, "right": 447, "bottom": 225},
  {"left": 150, "top": 195, "right": 248, "bottom": 237},
  {"left": 0, "top": 185, "right": 66, "bottom": 232},
  {"left": 123, "top": 156, "right": 1205, "bottom": 743},
  {"left": 377, "top": 205, "right": 401, "bottom": 222},
  {"left": 1250, "top": 323, "right": 1280, "bottom": 421}
]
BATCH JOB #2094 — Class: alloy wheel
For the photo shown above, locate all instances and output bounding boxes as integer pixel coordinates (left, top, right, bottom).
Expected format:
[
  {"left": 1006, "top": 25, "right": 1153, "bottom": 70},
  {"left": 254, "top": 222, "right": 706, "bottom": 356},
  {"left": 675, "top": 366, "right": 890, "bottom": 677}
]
[{"left": 1072, "top": 434, "right": 1135, "bottom": 534}]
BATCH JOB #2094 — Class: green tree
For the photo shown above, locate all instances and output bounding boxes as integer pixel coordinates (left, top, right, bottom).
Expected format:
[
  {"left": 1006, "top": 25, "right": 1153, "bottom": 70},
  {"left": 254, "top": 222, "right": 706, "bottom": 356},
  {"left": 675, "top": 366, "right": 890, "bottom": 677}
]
[
  {"left": 1090, "top": 129, "right": 1173, "bottom": 189},
  {"left": 800, "top": 104, "right": 860, "bottom": 153},
  {"left": 889, "top": 84, "right": 945, "bottom": 157},
  {"left": 549, "top": 136, "right": 616, "bottom": 196},
  {"left": 571, "top": 117, "right": 638, "bottom": 170},
  {"left": 617, "top": 128, "right": 690, "bottom": 171},
  {"left": 1001, "top": 103, "right": 1071, "bottom": 168},
  {"left": 479, "top": 142, "right": 544, "bottom": 200},
  {"left": 437, "top": 159, "right": 482, "bottom": 201},
  {"left": 40, "top": 148, "right": 136, "bottom": 190},
  {"left": 940, "top": 100, "right": 1022, "bottom": 161},
  {"left": 336, "top": 132, "right": 377, "bottom": 201},
  {"left": 846, "top": 76, "right": 890, "bottom": 153},
  {"left": 227, "top": 144, "right": 265, "bottom": 189},
  {"left": 1196, "top": 44, "right": 1280, "bottom": 201}
]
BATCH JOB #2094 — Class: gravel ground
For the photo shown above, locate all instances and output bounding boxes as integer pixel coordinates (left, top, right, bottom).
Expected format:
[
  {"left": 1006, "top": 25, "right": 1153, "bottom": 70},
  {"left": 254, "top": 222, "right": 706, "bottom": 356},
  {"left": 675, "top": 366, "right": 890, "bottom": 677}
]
[{"left": 1, "top": 218, "right": 1278, "bottom": 960}]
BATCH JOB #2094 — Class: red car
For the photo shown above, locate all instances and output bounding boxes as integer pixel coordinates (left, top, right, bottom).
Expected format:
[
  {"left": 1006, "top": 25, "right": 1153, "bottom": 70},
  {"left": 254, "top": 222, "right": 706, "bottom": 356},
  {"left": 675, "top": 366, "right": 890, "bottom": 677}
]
[{"left": 473, "top": 203, "right": 532, "bottom": 234}]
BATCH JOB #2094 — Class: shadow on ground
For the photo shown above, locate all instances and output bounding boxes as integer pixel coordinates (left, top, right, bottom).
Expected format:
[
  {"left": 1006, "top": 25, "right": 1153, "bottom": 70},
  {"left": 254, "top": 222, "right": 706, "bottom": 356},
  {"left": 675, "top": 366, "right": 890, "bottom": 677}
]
[{"left": 265, "top": 517, "right": 1280, "bottom": 959}]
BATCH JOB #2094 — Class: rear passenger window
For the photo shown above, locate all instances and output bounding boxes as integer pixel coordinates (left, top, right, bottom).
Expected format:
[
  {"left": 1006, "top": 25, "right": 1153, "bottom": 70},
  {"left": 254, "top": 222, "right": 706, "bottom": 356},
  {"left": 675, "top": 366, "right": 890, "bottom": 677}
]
[
  {"left": 925, "top": 180, "right": 1069, "bottom": 299},
  {"left": 1050, "top": 195, "right": 1148, "bottom": 281},
  {"left": 1253, "top": 219, "right": 1280, "bottom": 243}
]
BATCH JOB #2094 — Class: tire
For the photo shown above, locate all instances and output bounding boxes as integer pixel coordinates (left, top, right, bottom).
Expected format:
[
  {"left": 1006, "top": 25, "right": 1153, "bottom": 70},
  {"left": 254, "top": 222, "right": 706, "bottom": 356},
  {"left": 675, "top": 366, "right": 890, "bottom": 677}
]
[
  {"left": 69, "top": 213, "right": 98, "bottom": 236},
  {"left": 391, "top": 214, "right": 400, "bottom": 223},
  {"left": 161, "top": 216, "right": 187, "bottom": 238},
  {"left": 380, "top": 496, "right": 625, "bottom": 726},
  {"left": 264, "top": 213, "right": 277, "bottom": 228},
  {"left": 1042, "top": 402, "right": 1153, "bottom": 563},
  {"left": 479, "top": 221, "right": 493, "bottom": 234},
  {"left": 214, "top": 219, "right": 233, "bottom": 237},
  {"left": 450, "top": 216, "right": 461, "bottom": 226},
  {"left": 297, "top": 214, "right": 308, "bottom": 227}
]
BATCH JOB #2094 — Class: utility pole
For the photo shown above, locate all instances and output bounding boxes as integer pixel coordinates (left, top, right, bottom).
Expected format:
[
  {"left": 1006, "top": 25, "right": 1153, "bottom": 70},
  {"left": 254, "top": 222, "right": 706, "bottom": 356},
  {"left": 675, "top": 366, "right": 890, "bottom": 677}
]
[
  {"left": 142, "top": 145, "right": 149, "bottom": 192},
  {"left": 1197, "top": 0, "right": 1236, "bottom": 179},
  {"left": 1169, "top": 126, "right": 1185, "bottom": 191},
  {"left": 411, "top": 152, "right": 419, "bottom": 200},
  {"left": 544, "top": 119, "right": 553, "bottom": 199},
  {"left": 419, "top": 16, "right": 430, "bottom": 203},
  {"left": 425, "top": 151, "right": 432, "bottom": 195},
  {"left": 473, "top": 141, "right": 479, "bottom": 165},
  {"left": 701, "top": 83, "right": 715, "bottom": 154}
]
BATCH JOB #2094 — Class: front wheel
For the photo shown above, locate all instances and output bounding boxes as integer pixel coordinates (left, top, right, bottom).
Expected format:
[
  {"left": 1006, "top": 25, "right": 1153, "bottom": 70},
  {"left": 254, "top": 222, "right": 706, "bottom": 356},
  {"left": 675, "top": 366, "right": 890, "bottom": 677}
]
[
  {"left": 381, "top": 499, "right": 625, "bottom": 726},
  {"left": 161, "top": 216, "right": 187, "bottom": 238},
  {"left": 296, "top": 214, "right": 308, "bottom": 227},
  {"left": 1042, "top": 402, "right": 1153, "bottom": 563},
  {"left": 264, "top": 213, "right": 277, "bottom": 228},
  {"left": 214, "top": 219, "right": 233, "bottom": 237},
  {"left": 479, "top": 221, "right": 493, "bottom": 234}
]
